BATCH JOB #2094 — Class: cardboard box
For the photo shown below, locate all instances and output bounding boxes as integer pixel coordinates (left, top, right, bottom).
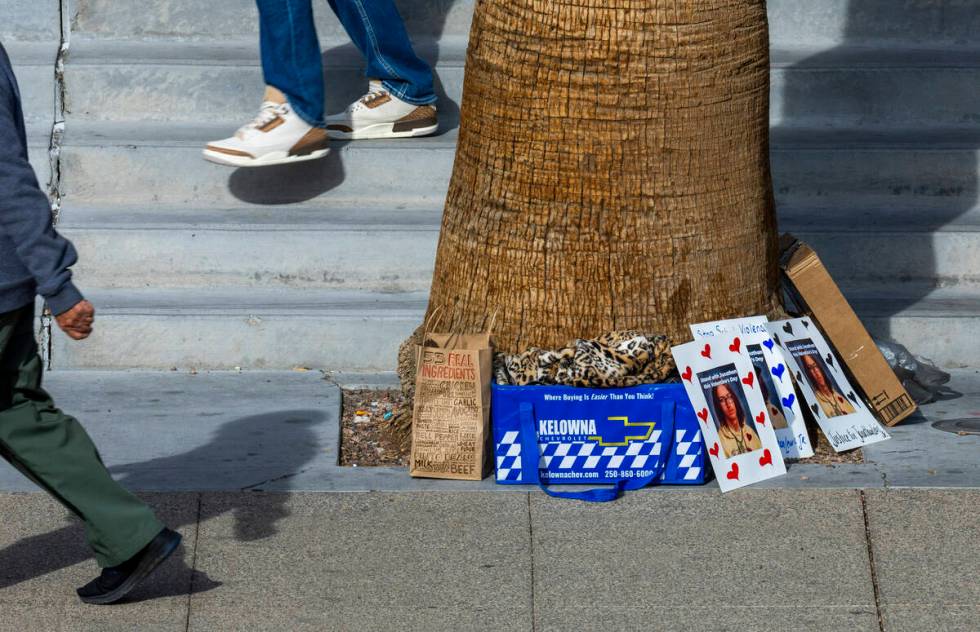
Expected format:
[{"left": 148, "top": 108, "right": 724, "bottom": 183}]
[{"left": 779, "top": 235, "right": 917, "bottom": 426}]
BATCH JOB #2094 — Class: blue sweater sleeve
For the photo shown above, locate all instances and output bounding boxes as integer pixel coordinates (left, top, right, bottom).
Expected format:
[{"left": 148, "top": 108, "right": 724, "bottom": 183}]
[{"left": 0, "top": 62, "right": 84, "bottom": 316}]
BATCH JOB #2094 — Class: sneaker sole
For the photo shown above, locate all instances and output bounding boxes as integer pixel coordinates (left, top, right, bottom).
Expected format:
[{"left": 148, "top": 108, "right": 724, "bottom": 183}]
[
  {"left": 325, "top": 122, "right": 438, "bottom": 140},
  {"left": 202, "top": 147, "right": 330, "bottom": 168},
  {"left": 79, "top": 530, "right": 182, "bottom": 606}
]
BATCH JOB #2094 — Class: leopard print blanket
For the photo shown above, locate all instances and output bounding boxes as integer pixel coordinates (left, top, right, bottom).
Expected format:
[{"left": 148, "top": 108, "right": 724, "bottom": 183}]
[{"left": 493, "top": 331, "right": 677, "bottom": 387}]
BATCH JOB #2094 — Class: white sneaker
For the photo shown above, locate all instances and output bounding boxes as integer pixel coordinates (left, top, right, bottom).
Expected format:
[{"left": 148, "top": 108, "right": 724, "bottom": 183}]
[
  {"left": 325, "top": 80, "right": 438, "bottom": 140},
  {"left": 203, "top": 98, "right": 330, "bottom": 167}
]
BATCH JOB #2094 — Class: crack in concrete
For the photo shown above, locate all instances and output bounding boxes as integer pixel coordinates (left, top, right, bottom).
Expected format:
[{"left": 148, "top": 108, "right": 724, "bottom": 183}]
[
  {"left": 41, "top": 0, "right": 71, "bottom": 368},
  {"left": 527, "top": 493, "right": 537, "bottom": 632},
  {"left": 240, "top": 469, "right": 310, "bottom": 491},
  {"left": 184, "top": 493, "right": 203, "bottom": 632},
  {"left": 860, "top": 490, "right": 887, "bottom": 632}
]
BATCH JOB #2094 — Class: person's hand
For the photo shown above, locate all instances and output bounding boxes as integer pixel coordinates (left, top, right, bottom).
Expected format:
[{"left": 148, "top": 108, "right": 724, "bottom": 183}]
[{"left": 55, "top": 300, "right": 95, "bottom": 340}]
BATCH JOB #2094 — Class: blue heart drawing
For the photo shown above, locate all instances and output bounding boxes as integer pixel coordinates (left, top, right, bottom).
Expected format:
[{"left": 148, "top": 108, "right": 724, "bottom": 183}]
[
  {"left": 771, "top": 364, "right": 786, "bottom": 380},
  {"left": 763, "top": 339, "right": 775, "bottom": 351},
  {"left": 782, "top": 393, "right": 796, "bottom": 408}
]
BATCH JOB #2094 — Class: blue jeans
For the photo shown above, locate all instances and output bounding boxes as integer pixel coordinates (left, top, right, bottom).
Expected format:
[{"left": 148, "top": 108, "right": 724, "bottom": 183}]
[{"left": 256, "top": 0, "right": 436, "bottom": 127}]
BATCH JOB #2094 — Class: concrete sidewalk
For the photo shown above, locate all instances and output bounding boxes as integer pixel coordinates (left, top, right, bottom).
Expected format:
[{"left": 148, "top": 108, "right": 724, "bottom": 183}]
[
  {"left": 0, "top": 368, "right": 978, "bottom": 493},
  {"left": 1, "top": 489, "right": 977, "bottom": 631},
  {"left": 0, "top": 369, "right": 978, "bottom": 630}
]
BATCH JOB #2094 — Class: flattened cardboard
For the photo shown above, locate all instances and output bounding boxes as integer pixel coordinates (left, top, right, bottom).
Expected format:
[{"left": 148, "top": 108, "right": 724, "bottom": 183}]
[{"left": 780, "top": 236, "right": 917, "bottom": 426}]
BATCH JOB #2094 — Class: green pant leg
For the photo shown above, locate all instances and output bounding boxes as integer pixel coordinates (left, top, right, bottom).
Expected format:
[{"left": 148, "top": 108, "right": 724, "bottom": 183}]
[{"left": 0, "top": 305, "right": 163, "bottom": 567}]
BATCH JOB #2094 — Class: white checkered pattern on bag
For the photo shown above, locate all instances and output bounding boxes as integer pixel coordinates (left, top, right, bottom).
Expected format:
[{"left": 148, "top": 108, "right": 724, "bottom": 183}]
[
  {"left": 495, "top": 429, "right": 670, "bottom": 482},
  {"left": 660, "top": 427, "right": 703, "bottom": 482},
  {"left": 495, "top": 431, "right": 524, "bottom": 482}
]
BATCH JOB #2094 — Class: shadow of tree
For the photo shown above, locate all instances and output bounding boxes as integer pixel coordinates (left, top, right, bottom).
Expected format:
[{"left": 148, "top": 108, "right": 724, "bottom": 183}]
[{"left": 774, "top": 1, "right": 978, "bottom": 348}]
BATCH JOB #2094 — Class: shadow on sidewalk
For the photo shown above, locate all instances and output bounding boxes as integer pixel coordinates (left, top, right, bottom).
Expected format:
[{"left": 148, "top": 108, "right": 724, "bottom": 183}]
[{"left": 0, "top": 408, "right": 328, "bottom": 601}]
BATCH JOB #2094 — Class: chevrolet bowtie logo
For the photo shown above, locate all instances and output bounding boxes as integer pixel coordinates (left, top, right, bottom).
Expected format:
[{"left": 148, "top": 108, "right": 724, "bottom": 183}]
[{"left": 588, "top": 416, "right": 656, "bottom": 447}]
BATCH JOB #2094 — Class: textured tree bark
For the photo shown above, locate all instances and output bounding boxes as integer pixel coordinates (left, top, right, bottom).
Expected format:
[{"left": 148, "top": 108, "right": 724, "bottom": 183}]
[{"left": 401, "top": 0, "right": 780, "bottom": 389}]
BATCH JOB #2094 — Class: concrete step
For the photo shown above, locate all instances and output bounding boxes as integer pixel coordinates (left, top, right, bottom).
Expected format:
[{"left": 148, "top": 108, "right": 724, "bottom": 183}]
[
  {"left": 791, "top": 202, "right": 980, "bottom": 289},
  {"left": 48, "top": 288, "right": 426, "bottom": 371},
  {"left": 25, "top": 140, "right": 53, "bottom": 194},
  {"left": 47, "top": 286, "right": 979, "bottom": 370},
  {"left": 767, "top": 0, "right": 979, "bottom": 49},
  {"left": 847, "top": 285, "right": 980, "bottom": 369},
  {"left": 65, "top": 0, "right": 979, "bottom": 49},
  {"left": 59, "top": 206, "right": 440, "bottom": 292},
  {"left": 62, "top": 40, "right": 980, "bottom": 132},
  {"left": 4, "top": 42, "right": 57, "bottom": 139},
  {"left": 63, "top": 39, "right": 465, "bottom": 128},
  {"left": 69, "top": 0, "right": 474, "bottom": 44},
  {"left": 1, "top": 0, "right": 61, "bottom": 42},
  {"left": 58, "top": 122, "right": 980, "bottom": 210},
  {"left": 57, "top": 203, "right": 980, "bottom": 292},
  {"left": 3, "top": 43, "right": 59, "bottom": 191},
  {"left": 60, "top": 122, "right": 458, "bottom": 208}
]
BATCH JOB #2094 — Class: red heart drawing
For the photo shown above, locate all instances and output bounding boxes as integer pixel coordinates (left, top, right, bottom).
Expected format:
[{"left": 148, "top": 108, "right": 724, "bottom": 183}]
[
  {"left": 697, "top": 408, "right": 709, "bottom": 423},
  {"left": 726, "top": 462, "right": 740, "bottom": 480},
  {"left": 709, "top": 442, "right": 719, "bottom": 457},
  {"left": 755, "top": 411, "right": 766, "bottom": 425},
  {"left": 742, "top": 372, "right": 754, "bottom": 388},
  {"left": 729, "top": 337, "right": 741, "bottom": 353},
  {"left": 700, "top": 344, "right": 711, "bottom": 359},
  {"left": 759, "top": 449, "right": 773, "bottom": 467},
  {"left": 681, "top": 366, "right": 693, "bottom": 382}
]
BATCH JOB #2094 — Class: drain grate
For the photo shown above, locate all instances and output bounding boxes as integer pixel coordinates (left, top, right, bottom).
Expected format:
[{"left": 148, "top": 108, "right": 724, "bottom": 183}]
[{"left": 932, "top": 418, "right": 980, "bottom": 436}]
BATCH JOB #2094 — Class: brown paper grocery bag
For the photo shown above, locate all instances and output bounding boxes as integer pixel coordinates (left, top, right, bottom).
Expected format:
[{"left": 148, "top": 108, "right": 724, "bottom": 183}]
[{"left": 409, "top": 312, "right": 494, "bottom": 480}]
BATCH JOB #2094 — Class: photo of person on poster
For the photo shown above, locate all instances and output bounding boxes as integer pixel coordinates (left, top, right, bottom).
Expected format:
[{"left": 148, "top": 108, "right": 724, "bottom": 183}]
[
  {"left": 757, "top": 367, "right": 789, "bottom": 429},
  {"left": 699, "top": 368, "right": 763, "bottom": 458},
  {"left": 799, "top": 353, "right": 855, "bottom": 418},
  {"left": 790, "top": 340, "right": 854, "bottom": 418}
]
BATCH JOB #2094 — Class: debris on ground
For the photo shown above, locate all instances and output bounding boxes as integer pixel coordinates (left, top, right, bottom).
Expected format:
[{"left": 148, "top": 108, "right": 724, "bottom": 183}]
[{"left": 340, "top": 389, "right": 410, "bottom": 467}]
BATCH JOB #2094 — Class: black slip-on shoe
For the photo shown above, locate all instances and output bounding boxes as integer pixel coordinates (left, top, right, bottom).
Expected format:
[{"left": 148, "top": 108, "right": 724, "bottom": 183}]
[{"left": 77, "top": 527, "right": 182, "bottom": 605}]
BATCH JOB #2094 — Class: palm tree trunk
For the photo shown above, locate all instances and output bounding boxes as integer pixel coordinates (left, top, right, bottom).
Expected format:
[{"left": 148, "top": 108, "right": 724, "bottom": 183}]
[{"left": 415, "top": 0, "right": 779, "bottom": 361}]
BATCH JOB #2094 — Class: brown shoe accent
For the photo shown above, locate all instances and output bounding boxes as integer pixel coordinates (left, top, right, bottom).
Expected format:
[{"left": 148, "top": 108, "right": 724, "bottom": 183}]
[
  {"left": 288, "top": 128, "right": 331, "bottom": 156},
  {"left": 392, "top": 105, "right": 438, "bottom": 133},
  {"left": 205, "top": 145, "right": 255, "bottom": 158},
  {"left": 363, "top": 93, "right": 392, "bottom": 109},
  {"left": 258, "top": 116, "right": 285, "bottom": 132},
  {"left": 326, "top": 124, "right": 354, "bottom": 133},
  {"left": 263, "top": 86, "right": 287, "bottom": 105}
]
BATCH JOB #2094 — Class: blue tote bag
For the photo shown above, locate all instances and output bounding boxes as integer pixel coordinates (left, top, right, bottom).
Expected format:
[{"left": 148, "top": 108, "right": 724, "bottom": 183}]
[{"left": 492, "top": 383, "right": 707, "bottom": 502}]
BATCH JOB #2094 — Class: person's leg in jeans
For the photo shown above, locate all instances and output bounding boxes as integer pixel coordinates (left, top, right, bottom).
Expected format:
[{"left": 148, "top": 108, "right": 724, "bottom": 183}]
[
  {"left": 257, "top": 0, "right": 326, "bottom": 127},
  {"left": 326, "top": 0, "right": 435, "bottom": 105},
  {"left": 204, "top": 0, "right": 331, "bottom": 167},
  {"left": 203, "top": 0, "right": 438, "bottom": 165},
  {"left": 323, "top": 0, "right": 439, "bottom": 139},
  {"left": 0, "top": 305, "right": 181, "bottom": 604}
]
